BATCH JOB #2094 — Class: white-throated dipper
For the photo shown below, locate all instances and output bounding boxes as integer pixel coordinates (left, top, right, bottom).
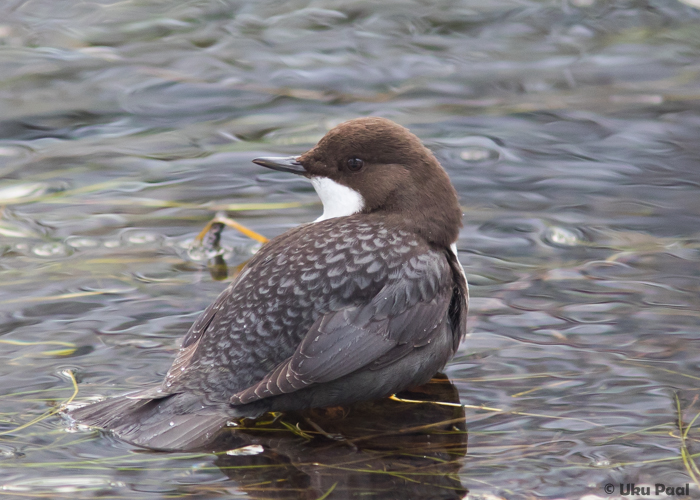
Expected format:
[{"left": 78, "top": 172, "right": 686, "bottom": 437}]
[{"left": 70, "top": 117, "right": 468, "bottom": 450}]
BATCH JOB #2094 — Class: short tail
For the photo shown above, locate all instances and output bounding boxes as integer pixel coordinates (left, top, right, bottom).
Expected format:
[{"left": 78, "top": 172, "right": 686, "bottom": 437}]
[{"left": 68, "top": 392, "right": 230, "bottom": 451}]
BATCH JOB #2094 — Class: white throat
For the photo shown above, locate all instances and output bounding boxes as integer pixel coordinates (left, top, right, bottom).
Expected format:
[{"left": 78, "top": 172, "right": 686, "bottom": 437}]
[{"left": 310, "top": 177, "right": 365, "bottom": 222}]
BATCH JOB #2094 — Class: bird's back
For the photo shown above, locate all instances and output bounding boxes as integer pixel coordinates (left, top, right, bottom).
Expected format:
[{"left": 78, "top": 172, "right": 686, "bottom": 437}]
[{"left": 162, "top": 214, "right": 452, "bottom": 401}]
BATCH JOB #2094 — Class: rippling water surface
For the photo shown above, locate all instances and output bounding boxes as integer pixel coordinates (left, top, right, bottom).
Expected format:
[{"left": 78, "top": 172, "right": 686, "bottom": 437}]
[{"left": 1, "top": 1, "right": 700, "bottom": 498}]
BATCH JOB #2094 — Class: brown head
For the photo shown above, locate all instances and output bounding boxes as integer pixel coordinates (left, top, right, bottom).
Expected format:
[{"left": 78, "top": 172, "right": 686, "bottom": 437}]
[{"left": 254, "top": 117, "right": 462, "bottom": 248}]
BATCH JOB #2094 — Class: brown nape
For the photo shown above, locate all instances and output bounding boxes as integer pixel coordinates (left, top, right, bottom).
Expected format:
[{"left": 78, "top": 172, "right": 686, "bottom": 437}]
[{"left": 299, "top": 117, "right": 463, "bottom": 248}]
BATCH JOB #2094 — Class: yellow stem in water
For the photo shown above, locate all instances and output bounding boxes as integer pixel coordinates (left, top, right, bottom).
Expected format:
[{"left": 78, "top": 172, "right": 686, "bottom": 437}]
[{"left": 0, "top": 369, "right": 78, "bottom": 436}]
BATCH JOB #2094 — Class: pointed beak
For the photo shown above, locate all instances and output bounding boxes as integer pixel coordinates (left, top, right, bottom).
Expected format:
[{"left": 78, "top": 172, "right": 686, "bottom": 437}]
[{"left": 253, "top": 156, "right": 307, "bottom": 175}]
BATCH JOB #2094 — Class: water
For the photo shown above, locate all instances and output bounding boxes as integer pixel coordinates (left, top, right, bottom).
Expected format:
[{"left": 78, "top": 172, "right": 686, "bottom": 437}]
[{"left": 1, "top": 0, "right": 700, "bottom": 498}]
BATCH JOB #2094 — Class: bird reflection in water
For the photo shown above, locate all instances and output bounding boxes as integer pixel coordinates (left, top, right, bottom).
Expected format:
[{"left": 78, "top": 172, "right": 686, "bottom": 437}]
[{"left": 202, "top": 373, "right": 467, "bottom": 499}]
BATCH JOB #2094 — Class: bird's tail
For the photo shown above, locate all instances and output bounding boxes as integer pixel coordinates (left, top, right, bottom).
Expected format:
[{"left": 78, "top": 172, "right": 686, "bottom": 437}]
[{"left": 68, "top": 391, "right": 230, "bottom": 451}]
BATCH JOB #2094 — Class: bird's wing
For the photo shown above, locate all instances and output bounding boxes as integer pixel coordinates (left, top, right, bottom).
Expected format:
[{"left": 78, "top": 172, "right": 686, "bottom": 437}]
[{"left": 230, "top": 251, "right": 453, "bottom": 405}]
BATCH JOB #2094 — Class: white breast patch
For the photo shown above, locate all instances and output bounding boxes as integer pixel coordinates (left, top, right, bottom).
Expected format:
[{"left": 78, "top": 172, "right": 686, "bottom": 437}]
[{"left": 310, "top": 177, "right": 365, "bottom": 222}]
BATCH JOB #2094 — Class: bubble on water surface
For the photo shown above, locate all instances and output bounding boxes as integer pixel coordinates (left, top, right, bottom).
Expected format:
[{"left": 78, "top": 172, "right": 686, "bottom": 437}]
[
  {"left": 0, "top": 221, "right": 39, "bottom": 238},
  {"left": 32, "top": 242, "right": 70, "bottom": 257},
  {"left": 66, "top": 237, "right": 100, "bottom": 248},
  {"left": 226, "top": 445, "right": 264, "bottom": 456},
  {"left": 544, "top": 226, "right": 582, "bottom": 247},
  {"left": 0, "top": 183, "right": 64, "bottom": 203},
  {"left": 124, "top": 232, "right": 160, "bottom": 245},
  {"left": 1, "top": 476, "right": 122, "bottom": 493},
  {"left": 432, "top": 136, "right": 508, "bottom": 164},
  {"left": 460, "top": 146, "right": 500, "bottom": 162}
]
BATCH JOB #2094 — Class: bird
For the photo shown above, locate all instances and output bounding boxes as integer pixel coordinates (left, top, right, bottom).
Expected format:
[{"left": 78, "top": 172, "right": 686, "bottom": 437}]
[{"left": 69, "top": 117, "right": 468, "bottom": 451}]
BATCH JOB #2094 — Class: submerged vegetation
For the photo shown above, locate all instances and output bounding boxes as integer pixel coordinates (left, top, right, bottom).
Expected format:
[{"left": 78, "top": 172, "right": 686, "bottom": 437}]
[{"left": 1, "top": 0, "right": 700, "bottom": 498}]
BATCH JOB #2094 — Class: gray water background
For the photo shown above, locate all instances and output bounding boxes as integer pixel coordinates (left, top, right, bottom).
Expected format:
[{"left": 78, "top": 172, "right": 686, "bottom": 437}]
[{"left": 1, "top": 0, "right": 700, "bottom": 498}]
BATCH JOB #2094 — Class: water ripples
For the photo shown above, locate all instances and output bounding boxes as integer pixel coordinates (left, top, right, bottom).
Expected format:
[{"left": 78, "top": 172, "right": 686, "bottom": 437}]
[{"left": 1, "top": 0, "right": 700, "bottom": 498}]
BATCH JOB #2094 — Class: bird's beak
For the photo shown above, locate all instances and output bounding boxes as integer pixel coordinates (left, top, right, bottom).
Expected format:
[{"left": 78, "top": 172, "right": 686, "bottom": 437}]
[{"left": 253, "top": 156, "right": 307, "bottom": 175}]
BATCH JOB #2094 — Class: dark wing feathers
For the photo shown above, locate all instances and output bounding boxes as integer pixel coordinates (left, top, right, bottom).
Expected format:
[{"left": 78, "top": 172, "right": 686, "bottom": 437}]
[
  {"left": 232, "top": 318, "right": 396, "bottom": 403},
  {"left": 370, "top": 294, "right": 451, "bottom": 371},
  {"left": 230, "top": 250, "right": 453, "bottom": 405},
  {"left": 389, "top": 295, "right": 450, "bottom": 346}
]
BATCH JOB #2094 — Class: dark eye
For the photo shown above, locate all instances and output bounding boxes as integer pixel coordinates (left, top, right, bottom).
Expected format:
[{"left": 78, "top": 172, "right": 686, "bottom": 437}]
[{"left": 347, "top": 157, "right": 364, "bottom": 171}]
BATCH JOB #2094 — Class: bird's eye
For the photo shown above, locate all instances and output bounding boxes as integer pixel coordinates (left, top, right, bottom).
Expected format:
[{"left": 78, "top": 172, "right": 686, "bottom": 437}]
[{"left": 347, "top": 157, "right": 364, "bottom": 171}]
